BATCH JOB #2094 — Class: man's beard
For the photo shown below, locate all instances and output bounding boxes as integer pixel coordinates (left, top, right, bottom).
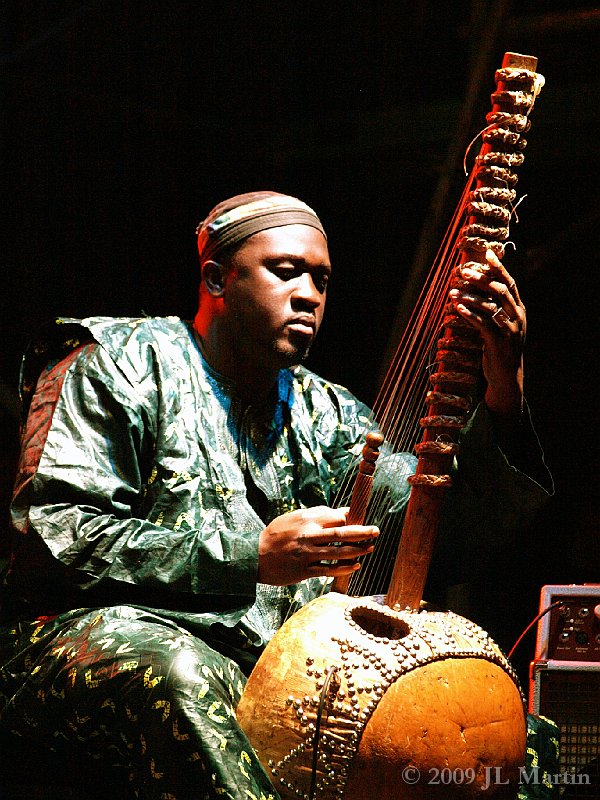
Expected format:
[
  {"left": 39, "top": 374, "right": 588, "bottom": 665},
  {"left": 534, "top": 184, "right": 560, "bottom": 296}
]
[{"left": 272, "top": 335, "right": 313, "bottom": 369}]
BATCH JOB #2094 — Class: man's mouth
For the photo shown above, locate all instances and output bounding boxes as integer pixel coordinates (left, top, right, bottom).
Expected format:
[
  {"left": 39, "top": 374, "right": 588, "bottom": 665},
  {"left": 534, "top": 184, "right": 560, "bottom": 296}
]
[{"left": 287, "top": 317, "right": 315, "bottom": 336}]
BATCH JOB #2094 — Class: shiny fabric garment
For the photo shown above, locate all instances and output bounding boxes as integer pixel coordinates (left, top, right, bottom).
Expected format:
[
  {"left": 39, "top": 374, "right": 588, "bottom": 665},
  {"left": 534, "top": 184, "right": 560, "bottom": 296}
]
[
  {"left": 0, "top": 316, "right": 553, "bottom": 798},
  {"left": 6, "top": 316, "right": 400, "bottom": 643},
  {"left": 0, "top": 606, "right": 276, "bottom": 800}
]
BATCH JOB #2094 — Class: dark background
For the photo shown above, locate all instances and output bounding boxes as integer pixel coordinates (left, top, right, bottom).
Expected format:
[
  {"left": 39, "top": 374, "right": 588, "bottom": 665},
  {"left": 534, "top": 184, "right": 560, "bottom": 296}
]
[{"left": 1, "top": 1, "right": 598, "bottom": 687}]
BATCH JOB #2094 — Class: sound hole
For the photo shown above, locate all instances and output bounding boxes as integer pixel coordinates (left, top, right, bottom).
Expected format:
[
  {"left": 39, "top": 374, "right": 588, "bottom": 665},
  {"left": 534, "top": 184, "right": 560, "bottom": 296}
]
[{"left": 350, "top": 606, "right": 410, "bottom": 640}]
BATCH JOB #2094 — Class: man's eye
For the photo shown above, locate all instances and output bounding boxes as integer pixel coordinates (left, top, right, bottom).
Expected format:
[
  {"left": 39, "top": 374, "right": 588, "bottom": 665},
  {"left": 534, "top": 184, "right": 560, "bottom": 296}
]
[{"left": 272, "top": 266, "right": 296, "bottom": 280}]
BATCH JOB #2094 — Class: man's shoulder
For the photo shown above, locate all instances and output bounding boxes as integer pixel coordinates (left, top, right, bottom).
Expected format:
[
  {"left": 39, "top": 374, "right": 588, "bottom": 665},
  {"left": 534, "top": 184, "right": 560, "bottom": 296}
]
[
  {"left": 58, "top": 315, "right": 192, "bottom": 385},
  {"left": 19, "top": 316, "right": 194, "bottom": 421},
  {"left": 69, "top": 315, "right": 187, "bottom": 348},
  {"left": 64, "top": 315, "right": 189, "bottom": 363}
]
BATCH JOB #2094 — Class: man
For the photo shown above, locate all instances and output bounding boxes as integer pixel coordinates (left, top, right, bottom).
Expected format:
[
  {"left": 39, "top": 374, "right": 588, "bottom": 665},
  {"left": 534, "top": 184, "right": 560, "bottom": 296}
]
[{"left": 0, "top": 191, "right": 550, "bottom": 799}]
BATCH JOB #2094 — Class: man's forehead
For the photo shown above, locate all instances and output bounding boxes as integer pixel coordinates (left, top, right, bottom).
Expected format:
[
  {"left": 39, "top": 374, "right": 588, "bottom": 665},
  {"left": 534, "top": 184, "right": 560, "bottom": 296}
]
[{"left": 235, "top": 224, "right": 331, "bottom": 266}]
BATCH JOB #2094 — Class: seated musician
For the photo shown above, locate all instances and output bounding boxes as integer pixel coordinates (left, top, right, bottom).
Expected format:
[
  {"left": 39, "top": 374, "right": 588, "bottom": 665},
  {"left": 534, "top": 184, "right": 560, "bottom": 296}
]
[{"left": 0, "top": 191, "right": 551, "bottom": 799}]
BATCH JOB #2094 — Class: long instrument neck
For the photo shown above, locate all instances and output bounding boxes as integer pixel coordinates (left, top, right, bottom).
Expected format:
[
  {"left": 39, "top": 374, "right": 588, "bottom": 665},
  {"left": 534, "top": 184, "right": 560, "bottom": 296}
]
[
  {"left": 386, "top": 51, "right": 543, "bottom": 610},
  {"left": 333, "top": 52, "right": 544, "bottom": 606}
]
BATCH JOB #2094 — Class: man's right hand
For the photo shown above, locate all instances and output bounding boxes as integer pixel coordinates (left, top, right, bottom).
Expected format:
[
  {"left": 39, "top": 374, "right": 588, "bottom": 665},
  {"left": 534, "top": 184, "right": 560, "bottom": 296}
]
[{"left": 257, "top": 506, "right": 379, "bottom": 586}]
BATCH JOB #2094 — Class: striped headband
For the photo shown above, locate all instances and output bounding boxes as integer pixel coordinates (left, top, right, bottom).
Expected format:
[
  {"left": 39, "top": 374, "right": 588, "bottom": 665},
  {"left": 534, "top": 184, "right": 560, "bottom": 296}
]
[{"left": 196, "top": 191, "right": 327, "bottom": 265}]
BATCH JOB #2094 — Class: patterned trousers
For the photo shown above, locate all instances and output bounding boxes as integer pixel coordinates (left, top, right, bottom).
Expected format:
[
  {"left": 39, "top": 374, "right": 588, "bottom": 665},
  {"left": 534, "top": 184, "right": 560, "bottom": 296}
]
[{"left": 0, "top": 605, "right": 279, "bottom": 800}]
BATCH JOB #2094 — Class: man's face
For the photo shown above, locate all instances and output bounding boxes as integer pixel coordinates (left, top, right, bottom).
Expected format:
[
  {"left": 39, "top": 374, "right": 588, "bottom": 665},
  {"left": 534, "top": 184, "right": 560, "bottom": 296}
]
[{"left": 218, "top": 223, "right": 331, "bottom": 373}]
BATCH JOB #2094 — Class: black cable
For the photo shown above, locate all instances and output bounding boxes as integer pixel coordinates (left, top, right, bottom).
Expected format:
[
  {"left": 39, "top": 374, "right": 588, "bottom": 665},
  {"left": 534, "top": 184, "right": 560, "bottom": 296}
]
[{"left": 309, "top": 666, "right": 340, "bottom": 800}]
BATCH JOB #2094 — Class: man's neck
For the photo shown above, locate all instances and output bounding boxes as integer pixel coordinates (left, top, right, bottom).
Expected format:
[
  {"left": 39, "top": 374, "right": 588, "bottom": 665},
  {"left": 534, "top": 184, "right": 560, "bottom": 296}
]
[{"left": 192, "top": 317, "right": 279, "bottom": 404}]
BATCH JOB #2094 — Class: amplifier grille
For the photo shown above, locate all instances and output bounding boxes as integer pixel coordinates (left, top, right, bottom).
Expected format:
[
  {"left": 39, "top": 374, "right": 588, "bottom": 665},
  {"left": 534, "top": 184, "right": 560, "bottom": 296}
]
[{"left": 537, "top": 669, "right": 600, "bottom": 797}]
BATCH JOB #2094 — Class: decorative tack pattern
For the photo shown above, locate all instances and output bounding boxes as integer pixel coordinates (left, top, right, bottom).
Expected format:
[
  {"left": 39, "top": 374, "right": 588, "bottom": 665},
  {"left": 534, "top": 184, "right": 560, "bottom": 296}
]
[{"left": 268, "top": 598, "right": 522, "bottom": 799}]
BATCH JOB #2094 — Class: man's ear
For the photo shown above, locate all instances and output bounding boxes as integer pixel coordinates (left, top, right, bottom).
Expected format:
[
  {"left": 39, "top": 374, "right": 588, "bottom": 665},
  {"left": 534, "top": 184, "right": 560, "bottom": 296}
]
[{"left": 201, "top": 261, "right": 227, "bottom": 297}]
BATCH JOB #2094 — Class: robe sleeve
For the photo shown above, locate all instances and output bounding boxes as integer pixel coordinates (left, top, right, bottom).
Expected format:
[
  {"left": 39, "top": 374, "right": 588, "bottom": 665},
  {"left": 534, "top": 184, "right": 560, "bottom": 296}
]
[
  {"left": 9, "top": 341, "right": 260, "bottom": 616},
  {"left": 431, "top": 400, "right": 553, "bottom": 589}
]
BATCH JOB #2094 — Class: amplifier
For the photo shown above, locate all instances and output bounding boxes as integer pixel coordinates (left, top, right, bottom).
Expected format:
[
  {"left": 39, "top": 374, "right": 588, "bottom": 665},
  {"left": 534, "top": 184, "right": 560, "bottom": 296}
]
[
  {"left": 529, "top": 585, "right": 600, "bottom": 797},
  {"left": 533, "top": 585, "right": 600, "bottom": 663}
]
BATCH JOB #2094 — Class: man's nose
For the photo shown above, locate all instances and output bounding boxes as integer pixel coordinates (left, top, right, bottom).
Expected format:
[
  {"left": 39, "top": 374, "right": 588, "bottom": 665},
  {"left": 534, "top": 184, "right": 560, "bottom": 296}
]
[{"left": 293, "top": 272, "right": 322, "bottom": 306}]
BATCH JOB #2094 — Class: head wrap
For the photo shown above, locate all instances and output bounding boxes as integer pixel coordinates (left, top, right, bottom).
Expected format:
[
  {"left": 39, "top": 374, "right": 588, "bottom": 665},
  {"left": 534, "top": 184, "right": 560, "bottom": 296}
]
[{"left": 196, "top": 190, "right": 326, "bottom": 265}]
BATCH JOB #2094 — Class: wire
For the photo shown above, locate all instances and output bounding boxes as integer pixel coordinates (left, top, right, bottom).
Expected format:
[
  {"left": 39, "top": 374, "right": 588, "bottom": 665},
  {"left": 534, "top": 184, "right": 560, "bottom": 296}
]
[
  {"left": 507, "top": 600, "right": 565, "bottom": 661},
  {"left": 309, "top": 666, "right": 340, "bottom": 800}
]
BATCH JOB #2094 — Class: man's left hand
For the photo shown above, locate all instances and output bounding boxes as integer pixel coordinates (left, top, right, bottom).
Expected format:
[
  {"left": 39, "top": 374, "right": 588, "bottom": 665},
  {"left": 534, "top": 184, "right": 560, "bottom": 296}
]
[{"left": 449, "top": 248, "right": 525, "bottom": 421}]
